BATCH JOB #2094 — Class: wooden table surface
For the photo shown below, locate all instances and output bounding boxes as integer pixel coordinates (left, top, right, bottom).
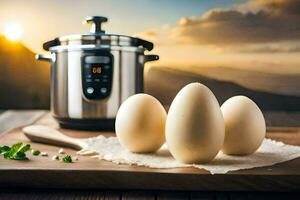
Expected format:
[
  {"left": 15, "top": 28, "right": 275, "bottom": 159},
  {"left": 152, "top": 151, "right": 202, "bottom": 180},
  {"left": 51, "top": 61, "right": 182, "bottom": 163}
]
[{"left": 0, "top": 110, "right": 300, "bottom": 199}]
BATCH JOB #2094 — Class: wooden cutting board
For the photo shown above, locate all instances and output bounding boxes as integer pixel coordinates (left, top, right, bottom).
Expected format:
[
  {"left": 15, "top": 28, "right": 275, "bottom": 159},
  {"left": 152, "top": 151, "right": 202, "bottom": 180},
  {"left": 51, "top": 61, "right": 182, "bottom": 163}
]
[{"left": 0, "top": 113, "right": 300, "bottom": 192}]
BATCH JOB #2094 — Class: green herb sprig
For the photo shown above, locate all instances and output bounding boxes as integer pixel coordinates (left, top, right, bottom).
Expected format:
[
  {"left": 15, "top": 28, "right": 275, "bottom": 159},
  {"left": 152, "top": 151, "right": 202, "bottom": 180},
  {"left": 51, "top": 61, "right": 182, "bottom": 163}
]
[
  {"left": 1, "top": 143, "right": 75, "bottom": 163},
  {"left": 62, "top": 155, "right": 72, "bottom": 163},
  {"left": 0, "top": 143, "right": 31, "bottom": 160},
  {"left": 31, "top": 149, "right": 41, "bottom": 156}
]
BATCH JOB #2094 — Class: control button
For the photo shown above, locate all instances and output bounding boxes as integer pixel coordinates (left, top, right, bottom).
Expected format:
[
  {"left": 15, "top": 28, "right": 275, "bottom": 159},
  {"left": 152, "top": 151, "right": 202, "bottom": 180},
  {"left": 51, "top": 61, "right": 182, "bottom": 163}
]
[
  {"left": 86, "top": 87, "right": 94, "bottom": 94},
  {"left": 102, "top": 70, "right": 110, "bottom": 76},
  {"left": 100, "top": 87, "right": 107, "bottom": 94},
  {"left": 94, "top": 78, "right": 100, "bottom": 82},
  {"left": 104, "top": 65, "right": 110, "bottom": 70},
  {"left": 86, "top": 78, "right": 92, "bottom": 83},
  {"left": 102, "top": 79, "right": 108, "bottom": 83}
]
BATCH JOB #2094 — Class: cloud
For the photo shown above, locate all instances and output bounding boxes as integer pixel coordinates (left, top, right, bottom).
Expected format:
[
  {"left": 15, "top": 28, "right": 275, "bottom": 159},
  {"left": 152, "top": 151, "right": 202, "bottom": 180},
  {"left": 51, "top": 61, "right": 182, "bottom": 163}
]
[
  {"left": 170, "top": 0, "right": 300, "bottom": 46},
  {"left": 134, "top": 29, "right": 158, "bottom": 41},
  {"left": 231, "top": 43, "right": 300, "bottom": 53},
  {"left": 241, "top": 0, "right": 300, "bottom": 15},
  {"left": 140, "top": 29, "right": 157, "bottom": 37},
  {"left": 134, "top": 26, "right": 175, "bottom": 46}
]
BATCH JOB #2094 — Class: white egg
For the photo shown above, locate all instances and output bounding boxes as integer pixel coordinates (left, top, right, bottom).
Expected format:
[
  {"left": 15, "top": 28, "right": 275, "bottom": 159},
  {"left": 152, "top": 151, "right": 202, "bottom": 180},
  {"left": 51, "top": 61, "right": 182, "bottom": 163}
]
[
  {"left": 115, "top": 94, "right": 166, "bottom": 153},
  {"left": 221, "top": 95, "right": 266, "bottom": 155},
  {"left": 166, "top": 83, "right": 224, "bottom": 164}
]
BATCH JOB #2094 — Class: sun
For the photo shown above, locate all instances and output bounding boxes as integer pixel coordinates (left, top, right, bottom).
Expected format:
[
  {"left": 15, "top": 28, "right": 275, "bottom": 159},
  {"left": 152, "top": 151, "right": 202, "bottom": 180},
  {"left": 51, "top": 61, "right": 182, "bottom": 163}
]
[{"left": 4, "top": 23, "right": 23, "bottom": 42}]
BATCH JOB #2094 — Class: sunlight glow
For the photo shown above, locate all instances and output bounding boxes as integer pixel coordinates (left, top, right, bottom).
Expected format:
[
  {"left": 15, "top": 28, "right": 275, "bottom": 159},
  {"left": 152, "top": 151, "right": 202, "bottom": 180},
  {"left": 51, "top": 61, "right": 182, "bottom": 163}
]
[{"left": 4, "top": 23, "right": 23, "bottom": 42}]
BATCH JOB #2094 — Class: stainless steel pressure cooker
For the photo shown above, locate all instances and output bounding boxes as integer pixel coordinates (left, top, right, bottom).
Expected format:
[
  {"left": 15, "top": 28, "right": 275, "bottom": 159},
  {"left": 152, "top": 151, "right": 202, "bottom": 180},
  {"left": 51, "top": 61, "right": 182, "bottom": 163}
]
[{"left": 36, "top": 16, "right": 159, "bottom": 130}]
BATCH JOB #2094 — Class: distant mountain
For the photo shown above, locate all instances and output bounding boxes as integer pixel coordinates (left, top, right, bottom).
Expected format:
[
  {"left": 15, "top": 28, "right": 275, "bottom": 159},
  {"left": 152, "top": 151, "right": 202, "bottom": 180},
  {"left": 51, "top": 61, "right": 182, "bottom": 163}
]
[
  {"left": 170, "top": 66, "right": 300, "bottom": 96},
  {"left": 0, "top": 36, "right": 50, "bottom": 109},
  {"left": 145, "top": 67, "right": 300, "bottom": 111}
]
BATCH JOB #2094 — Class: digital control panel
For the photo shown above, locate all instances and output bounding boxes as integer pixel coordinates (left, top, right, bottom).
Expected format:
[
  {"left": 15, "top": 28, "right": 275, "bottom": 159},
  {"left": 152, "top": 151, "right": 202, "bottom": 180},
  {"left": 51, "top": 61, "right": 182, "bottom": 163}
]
[{"left": 81, "top": 52, "right": 113, "bottom": 100}]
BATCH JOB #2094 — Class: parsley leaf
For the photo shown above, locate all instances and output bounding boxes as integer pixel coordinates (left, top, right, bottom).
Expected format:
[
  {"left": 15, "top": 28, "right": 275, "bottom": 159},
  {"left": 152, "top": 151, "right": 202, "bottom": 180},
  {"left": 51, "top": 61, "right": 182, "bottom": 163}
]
[
  {"left": 62, "top": 155, "right": 72, "bottom": 163},
  {"left": 1, "top": 143, "right": 31, "bottom": 160},
  {"left": 0, "top": 146, "right": 10, "bottom": 154},
  {"left": 31, "top": 149, "right": 41, "bottom": 156}
]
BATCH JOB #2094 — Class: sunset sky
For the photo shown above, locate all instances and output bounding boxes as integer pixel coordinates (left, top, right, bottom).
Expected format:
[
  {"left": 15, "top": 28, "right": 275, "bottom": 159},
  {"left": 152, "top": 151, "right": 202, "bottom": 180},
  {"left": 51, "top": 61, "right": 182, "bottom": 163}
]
[{"left": 1, "top": 0, "right": 299, "bottom": 74}]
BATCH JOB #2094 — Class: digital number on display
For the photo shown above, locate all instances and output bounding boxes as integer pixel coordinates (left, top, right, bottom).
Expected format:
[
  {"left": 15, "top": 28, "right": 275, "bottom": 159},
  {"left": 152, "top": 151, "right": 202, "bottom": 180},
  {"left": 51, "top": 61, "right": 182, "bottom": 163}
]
[{"left": 92, "top": 67, "right": 102, "bottom": 74}]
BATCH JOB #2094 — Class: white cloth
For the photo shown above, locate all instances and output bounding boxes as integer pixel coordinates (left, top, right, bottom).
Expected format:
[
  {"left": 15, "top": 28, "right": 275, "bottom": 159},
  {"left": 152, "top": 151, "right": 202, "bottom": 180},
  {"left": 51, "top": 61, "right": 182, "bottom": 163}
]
[{"left": 78, "top": 137, "right": 300, "bottom": 174}]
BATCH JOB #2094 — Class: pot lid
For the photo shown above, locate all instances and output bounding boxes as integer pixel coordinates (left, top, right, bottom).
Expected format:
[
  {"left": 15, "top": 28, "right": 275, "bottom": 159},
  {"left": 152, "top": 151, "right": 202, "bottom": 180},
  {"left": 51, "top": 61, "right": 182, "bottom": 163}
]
[{"left": 43, "top": 16, "right": 154, "bottom": 51}]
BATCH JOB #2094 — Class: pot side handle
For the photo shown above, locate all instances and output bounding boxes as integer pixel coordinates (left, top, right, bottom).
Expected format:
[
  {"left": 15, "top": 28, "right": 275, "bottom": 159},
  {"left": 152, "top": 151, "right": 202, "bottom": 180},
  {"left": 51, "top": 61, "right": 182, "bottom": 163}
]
[
  {"left": 144, "top": 54, "right": 159, "bottom": 63},
  {"left": 35, "top": 54, "right": 53, "bottom": 62},
  {"left": 43, "top": 38, "right": 60, "bottom": 51},
  {"left": 137, "top": 38, "right": 154, "bottom": 51}
]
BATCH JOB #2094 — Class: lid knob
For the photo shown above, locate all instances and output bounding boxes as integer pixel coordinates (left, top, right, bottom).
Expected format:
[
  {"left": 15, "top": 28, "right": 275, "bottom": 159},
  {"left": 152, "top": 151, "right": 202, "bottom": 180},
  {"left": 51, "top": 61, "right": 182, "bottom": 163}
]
[{"left": 85, "top": 16, "right": 108, "bottom": 34}]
